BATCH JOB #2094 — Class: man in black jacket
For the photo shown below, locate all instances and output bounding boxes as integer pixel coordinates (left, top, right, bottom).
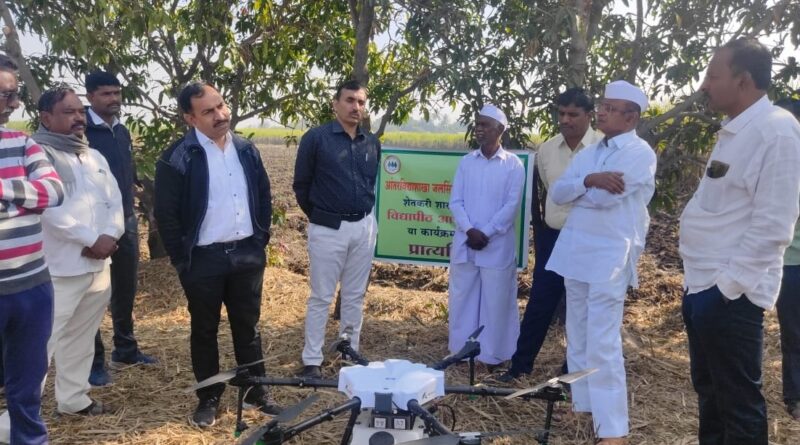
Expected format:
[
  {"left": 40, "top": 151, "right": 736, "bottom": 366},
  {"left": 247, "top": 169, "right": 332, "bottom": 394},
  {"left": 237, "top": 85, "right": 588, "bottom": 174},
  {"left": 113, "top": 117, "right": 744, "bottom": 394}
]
[
  {"left": 154, "top": 81, "right": 279, "bottom": 428},
  {"left": 84, "top": 71, "right": 156, "bottom": 388}
]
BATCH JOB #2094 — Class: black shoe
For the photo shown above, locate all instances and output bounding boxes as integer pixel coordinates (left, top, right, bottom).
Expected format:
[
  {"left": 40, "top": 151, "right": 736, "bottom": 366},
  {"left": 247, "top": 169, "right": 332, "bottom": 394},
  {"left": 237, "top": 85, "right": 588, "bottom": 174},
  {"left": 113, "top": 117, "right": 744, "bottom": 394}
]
[
  {"left": 495, "top": 369, "right": 522, "bottom": 384},
  {"left": 189, "top": 396, "right": 220, "bottom": 428},
  {"left": 244, "top": 386, "right": 283, "bottom": 416},
  {"left": 299, "top": 365, "right": 322, "bottom": 378},
  {"left": 787, "top": 400, "right": 800, "bottom": 421},
  {"left": 486, "top": 363, "right": 503, "bottom": 373},
  {"left": 63, "top": 399, "right": 111, "bottom": 416}
]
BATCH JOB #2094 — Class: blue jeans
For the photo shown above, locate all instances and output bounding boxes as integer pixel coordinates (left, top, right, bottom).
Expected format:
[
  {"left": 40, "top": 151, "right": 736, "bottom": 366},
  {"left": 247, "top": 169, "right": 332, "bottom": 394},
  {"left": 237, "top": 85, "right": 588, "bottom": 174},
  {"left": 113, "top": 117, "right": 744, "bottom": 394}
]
[
  {"left": 0, "top": 282, "right": 53, "bottom": 445},
  {"left": 777, "top": 264, "right": 800, "bottom": 404},
  {"left": 683, "top": 286, "right": 767, "bottom": 445},
  {"left": 509, "top": 224, "right": 565, "bottom": 374}
]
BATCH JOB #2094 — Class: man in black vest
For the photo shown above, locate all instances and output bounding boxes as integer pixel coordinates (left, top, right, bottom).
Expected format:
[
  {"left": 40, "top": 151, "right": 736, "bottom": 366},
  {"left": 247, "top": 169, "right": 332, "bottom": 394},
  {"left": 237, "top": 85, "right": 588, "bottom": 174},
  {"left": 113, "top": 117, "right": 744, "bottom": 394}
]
[{"left": 84, "top": 71, "right": 156, "bottom": 387}]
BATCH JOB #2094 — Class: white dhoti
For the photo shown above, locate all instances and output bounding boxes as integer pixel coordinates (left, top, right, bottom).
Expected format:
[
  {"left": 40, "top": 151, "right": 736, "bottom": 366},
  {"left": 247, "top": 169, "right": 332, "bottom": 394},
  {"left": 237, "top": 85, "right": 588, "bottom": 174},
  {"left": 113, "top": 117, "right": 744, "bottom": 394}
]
[
  {"left": 448, "top": 261, "right": 519, "bottom": 365},
  {"left": 302, "top": 214, "right": 377, "bottom": 366},
  {"left": 564, "top": 271, "right": 630, "bottom": 438}
]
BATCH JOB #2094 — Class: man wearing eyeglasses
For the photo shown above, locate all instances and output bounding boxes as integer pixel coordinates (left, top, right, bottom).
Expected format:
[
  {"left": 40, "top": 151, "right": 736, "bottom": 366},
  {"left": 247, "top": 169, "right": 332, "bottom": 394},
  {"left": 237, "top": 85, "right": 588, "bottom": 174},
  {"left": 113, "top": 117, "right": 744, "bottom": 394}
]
[
  {"left": 0, "top": 55, "right": 65, "bottom": 445},
  {"left": 545, "top": 80, "right": 657, "bottom": 445}
]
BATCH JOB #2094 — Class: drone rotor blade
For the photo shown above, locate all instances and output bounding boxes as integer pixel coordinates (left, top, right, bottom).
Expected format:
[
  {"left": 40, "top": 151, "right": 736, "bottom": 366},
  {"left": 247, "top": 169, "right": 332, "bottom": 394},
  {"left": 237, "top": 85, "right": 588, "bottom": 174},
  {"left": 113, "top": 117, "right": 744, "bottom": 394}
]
[
  {"left": 327, "top": 338, "right": 345, "bottom": 354},
  {"left": 479, "top": 428, "right": 550, "bottom": 438},
  {"left": 232, "top": 358, "right": 268, "bottom": 371},
  {"left": 556, "top": 368, "right": 598, "bottom": 385},
  {"left": 503, "top": 380, "right": 551, "bottom": 400},
  {"left": 274, "top": 393, "right": 320, "bottom": 424},
  {"left": 238, "top": 394, "right": 320, "bottom": 445},
  {"left": 467, "top": 325, "right": 485, "bottom": 340},
  {"left": 397, "top": 434, "right": 461, "bottom": 445},
  {"left": 185, "top": 358, "right": 267, "bottom": 393},
  {"left": 238, "top": 421, "right": 278, "bottom": 445},
  {"left": 186, "top": 370, "right": 237, "bottom": 393}
]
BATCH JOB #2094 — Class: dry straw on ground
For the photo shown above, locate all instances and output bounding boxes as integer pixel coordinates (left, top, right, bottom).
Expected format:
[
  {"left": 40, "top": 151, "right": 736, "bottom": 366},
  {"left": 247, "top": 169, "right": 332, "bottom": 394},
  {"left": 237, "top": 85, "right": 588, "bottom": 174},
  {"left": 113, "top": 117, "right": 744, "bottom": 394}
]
[{"left": 3, "top": 145, "right": 797, "bottom": 444}]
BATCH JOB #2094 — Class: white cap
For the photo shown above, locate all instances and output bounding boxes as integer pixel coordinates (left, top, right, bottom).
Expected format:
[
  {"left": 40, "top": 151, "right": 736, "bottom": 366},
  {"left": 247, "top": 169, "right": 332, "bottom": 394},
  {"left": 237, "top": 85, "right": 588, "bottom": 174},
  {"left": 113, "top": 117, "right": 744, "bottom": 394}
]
[
  {"left": 604, "top": 80, "right": 648, "bottom": 112},
  {"left": 478, "top": 104, "right": 508, "bottom": 127}
]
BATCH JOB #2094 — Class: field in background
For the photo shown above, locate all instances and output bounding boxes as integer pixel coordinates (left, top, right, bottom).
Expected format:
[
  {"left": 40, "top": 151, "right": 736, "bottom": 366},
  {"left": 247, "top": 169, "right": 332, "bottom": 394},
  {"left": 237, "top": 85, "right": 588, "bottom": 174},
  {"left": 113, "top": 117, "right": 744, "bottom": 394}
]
[
  {"left": 244, "top": 127, "right": 469, "bottom": 149},
  {"left": 7, "top": 121, "right": 544, "bottom": 150}
]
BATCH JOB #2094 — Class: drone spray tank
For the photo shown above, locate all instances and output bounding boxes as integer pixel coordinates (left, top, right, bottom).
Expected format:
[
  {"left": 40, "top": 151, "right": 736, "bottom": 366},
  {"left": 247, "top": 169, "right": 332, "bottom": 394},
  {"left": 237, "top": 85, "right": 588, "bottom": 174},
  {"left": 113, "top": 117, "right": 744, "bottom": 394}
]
[{"left": 338, "top": 359, "right": 446, "bottom": 444}]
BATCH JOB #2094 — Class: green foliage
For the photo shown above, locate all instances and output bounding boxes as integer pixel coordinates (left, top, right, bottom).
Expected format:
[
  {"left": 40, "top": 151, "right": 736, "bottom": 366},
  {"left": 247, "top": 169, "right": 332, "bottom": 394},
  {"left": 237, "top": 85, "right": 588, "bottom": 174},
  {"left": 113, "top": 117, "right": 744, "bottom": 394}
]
[{"left": 5, "top": 0, "right": 800, "bottom": 209}]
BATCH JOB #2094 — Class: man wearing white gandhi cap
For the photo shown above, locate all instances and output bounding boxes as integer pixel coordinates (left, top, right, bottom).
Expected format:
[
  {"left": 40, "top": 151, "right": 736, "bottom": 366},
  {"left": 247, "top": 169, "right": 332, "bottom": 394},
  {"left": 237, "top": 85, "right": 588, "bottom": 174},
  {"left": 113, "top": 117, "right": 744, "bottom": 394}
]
[
  {"left": 545, "top": 81, "right": 657, "bottom": 445},
  {"left": 448, "top": 104, "right": 525, "bottom": 366}
]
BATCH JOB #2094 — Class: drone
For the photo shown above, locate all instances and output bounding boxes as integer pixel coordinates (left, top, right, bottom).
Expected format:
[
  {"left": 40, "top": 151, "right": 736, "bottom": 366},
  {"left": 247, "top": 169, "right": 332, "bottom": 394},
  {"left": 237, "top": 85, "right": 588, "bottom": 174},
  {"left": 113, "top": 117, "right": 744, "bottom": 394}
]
[{"left": 187, "top": 326, "right": 596, "bottom": 445}]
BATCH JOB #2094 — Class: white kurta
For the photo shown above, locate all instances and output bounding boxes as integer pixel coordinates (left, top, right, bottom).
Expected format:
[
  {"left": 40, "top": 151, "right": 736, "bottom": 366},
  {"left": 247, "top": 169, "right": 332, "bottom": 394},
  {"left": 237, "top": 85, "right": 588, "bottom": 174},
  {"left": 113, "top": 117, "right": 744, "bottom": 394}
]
[
  {"left": 448, "top": 147, "right": 525, "bottom": 364},
  {"left": 545, "top": 130, "right": 656, "bottom": 438}
]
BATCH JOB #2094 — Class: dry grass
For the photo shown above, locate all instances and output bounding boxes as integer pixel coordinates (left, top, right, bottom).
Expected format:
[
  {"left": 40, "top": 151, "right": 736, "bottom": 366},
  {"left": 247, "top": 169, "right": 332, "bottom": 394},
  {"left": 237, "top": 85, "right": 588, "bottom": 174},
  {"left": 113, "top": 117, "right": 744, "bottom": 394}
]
[{"left": 3, "top": 144, "right": 798, "bottom": 444}]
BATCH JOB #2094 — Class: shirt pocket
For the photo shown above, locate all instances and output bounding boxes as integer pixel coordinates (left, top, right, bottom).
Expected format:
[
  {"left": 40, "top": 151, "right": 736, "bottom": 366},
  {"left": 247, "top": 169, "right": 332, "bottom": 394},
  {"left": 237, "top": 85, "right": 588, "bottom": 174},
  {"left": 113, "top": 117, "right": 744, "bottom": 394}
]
[{"left": 357, "top": 142, "right": 379, "bottom": 182}]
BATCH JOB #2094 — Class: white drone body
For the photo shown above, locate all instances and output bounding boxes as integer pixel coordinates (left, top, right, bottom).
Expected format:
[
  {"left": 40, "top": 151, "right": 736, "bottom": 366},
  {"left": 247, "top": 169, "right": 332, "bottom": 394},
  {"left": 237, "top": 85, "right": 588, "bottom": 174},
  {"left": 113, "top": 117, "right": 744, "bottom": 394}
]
[{"left": 338, "top": 359, "right": 445, "bottom": 444}]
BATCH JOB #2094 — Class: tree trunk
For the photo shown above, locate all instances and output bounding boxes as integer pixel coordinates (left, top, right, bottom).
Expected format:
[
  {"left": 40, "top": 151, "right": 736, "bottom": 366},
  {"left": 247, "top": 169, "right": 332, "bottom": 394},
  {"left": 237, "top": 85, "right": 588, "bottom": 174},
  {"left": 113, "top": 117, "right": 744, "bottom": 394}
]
[
  {"left": 350, "top": 0, "right": 375, "bottom": 131},
  {"left": 0, "top": 0, "right": 42, "bottom": 102},
  {"left": 137, "top": 177, "right": 168, "bottom": 259}
]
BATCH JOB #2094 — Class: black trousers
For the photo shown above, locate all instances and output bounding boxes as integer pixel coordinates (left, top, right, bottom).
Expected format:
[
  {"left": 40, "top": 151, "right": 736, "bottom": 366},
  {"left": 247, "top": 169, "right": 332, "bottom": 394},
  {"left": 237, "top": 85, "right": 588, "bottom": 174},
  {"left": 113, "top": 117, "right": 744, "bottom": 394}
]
[
  {"left": 93, "top": 215, "right": 141, "bottom": 366},
  {"left": 509, "top": 224, "right": 566, "bottom": 374},
  {"left": 777, "top": 264, "right": 800, "bottom": 404},
  {"left": 179, "top": 238, "right": 267, "bottom": 401},
  {"left": 682, "top": 285, "right": 767, "bottom": 445}
]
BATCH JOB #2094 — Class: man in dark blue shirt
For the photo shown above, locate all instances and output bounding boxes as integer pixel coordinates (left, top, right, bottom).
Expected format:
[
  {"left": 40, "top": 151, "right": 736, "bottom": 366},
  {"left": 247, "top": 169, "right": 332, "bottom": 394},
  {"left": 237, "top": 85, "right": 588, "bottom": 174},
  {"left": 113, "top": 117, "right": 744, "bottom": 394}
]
[
  {"left": 293, "top": 80, "right": 380, "bottom": 378},
  {"left": 84, "top": 71, "right": 156, "bottom": 388}
]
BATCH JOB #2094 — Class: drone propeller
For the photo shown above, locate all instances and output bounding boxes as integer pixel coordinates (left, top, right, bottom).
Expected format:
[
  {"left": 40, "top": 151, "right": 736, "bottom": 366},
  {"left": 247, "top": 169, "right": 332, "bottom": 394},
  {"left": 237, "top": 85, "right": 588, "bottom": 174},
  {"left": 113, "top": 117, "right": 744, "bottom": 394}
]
[
  {"left": 186, "top": 359, "right": 267, "bottom": 393},
  {"left": 237, "top": 393, "right": 320, "bottom": 445},
  {"left": 327, "top": 326, "right": 355, "bottom": 354},
  {"left": 432, "top": 325, "right": 484, "bottom": 370},
  {"left": 466, "top": 325, "right": 485, "bottom": 341},
  {"left": 504, "top": 368, "right": 598, "bottom": 400},
  {"left": 398, "top": 434, "right": 461, "bottom": 445}
]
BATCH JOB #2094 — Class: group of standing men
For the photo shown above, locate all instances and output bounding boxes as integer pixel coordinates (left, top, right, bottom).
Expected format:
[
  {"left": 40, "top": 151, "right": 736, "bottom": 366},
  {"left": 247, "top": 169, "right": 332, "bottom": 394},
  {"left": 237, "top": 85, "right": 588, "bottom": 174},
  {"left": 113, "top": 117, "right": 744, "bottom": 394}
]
[
  {"left": 446, "top": 38, "right": 800, "bottom": 445},
  {"left": 1, "top": 36, "right": 800, "bottom": 445},
  {"left": 0, "top": 61, "right": 156, "bottom": 444}
]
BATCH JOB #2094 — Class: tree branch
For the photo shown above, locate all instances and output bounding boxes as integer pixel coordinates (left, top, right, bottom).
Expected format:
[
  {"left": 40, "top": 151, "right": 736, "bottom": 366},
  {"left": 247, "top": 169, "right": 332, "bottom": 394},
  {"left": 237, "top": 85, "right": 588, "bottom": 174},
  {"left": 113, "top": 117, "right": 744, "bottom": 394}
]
[
  {"left": 375, "top": 67, "right": 433, "bottom": 138},
  {"left": 1, "top": 0, "right": 42, "bottom": 102}
]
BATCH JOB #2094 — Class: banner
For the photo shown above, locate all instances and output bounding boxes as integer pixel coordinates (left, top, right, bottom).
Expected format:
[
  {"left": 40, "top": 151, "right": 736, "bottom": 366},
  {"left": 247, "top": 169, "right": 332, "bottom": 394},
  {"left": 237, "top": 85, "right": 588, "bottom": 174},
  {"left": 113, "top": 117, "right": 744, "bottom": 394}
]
[{"left": 374, "top": 147, "right": 534, "bottom": 268}]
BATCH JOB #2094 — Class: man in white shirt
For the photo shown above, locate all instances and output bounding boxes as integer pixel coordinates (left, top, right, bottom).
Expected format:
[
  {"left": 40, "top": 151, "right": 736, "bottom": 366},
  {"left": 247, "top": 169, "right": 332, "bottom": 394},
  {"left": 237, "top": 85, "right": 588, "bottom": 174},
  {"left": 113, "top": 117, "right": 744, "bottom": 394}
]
[
  {"left": 1, "top": 87, "right": 122, "bottom": 441},
  {"left": 154, "top": 82, "right": 279, "bottom": 428},
  {"left": 679, "top": 39, "right": 800, "bottom": 445},
  {"left": 448, "top": 104, "right": 525, "bottom": 367},
  {"left": 500, "top": 87, "right": 603, "bottom": 382},
  {"left": 546, "top": 80, "right": 657, "bottom": 445}
]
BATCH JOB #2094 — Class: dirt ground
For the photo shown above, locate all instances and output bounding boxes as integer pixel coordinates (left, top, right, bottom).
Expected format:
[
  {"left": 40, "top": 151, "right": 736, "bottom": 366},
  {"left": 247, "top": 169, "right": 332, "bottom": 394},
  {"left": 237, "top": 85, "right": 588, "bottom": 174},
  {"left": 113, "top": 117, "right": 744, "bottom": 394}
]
[{"left": 5, "top": 143, "right": 799, "bottom": 444}]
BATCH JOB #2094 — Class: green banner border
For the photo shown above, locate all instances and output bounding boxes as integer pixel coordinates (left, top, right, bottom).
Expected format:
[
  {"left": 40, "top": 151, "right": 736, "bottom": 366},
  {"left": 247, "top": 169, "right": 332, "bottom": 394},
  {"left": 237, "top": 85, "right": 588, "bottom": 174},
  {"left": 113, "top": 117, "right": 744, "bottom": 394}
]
[{"left": 374, "top": 146, "right": 534, "bottom": 269}]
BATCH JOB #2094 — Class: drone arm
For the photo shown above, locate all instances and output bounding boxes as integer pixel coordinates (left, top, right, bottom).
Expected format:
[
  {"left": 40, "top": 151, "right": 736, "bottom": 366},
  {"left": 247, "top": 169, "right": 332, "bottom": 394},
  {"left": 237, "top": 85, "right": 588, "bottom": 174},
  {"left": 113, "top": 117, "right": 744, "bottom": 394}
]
[
  {"left": 406, "top": 399, "right": 454, "bottom": 437},
  {"left": 280, "top": 398, "right": 362, "bottom": 442},
  {"left": 248, "top": 376, "right": 340, "bottom": 389}
]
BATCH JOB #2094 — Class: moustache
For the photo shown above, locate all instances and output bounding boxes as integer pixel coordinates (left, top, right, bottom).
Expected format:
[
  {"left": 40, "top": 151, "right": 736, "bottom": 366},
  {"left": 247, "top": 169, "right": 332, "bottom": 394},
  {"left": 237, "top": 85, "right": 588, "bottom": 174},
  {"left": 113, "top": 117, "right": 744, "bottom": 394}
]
[{"left": 213, "top": 120, "right": 230, "bottom": 128}]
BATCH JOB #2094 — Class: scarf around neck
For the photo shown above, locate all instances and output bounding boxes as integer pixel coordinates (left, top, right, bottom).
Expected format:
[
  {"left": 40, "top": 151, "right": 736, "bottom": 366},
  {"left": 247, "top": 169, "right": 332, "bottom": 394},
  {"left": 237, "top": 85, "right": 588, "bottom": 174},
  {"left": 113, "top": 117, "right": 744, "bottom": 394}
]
[{"left": 32, "top": 124, "right": 92, "bottom": 196}]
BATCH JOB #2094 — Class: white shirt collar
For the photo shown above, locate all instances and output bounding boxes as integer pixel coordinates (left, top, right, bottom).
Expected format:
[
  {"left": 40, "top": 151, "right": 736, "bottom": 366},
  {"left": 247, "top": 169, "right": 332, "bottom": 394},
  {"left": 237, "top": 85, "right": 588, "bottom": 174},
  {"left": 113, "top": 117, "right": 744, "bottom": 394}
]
[
  {"left": 194, "top": 128, "right": 232, "bottom": 150},
  {"left": 87, "top": 107, "right": 120, "bottom": 128},
  {"left": 720, "top": 94, "right": 771, "bottom": 134},
  {"left": 473, "top": 145, "right": 508, "bottom": 160},
  {"left": 602, "top": 129, "right": 637, "bottom": 149}
]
